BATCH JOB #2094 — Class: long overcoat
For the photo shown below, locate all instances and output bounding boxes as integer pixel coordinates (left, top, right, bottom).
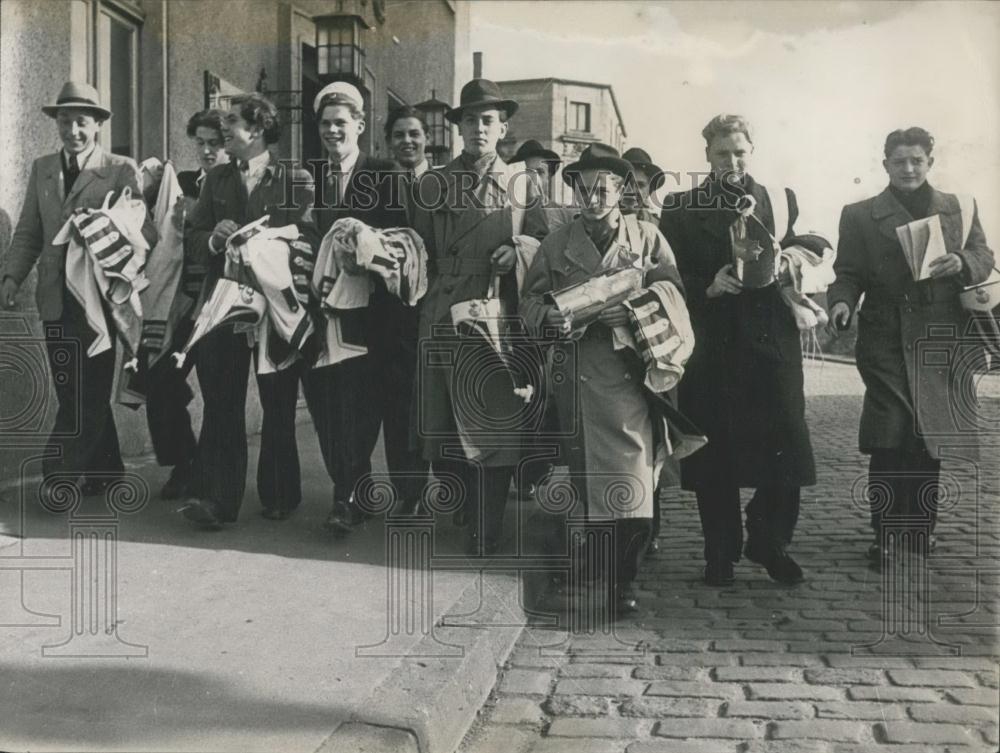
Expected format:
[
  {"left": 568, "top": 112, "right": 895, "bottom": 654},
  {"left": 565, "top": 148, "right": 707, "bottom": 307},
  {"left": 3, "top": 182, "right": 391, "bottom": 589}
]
[
  {"left": 828, "top": 186, "right": 995, "bottom": 459},
  {"left": 408, "top": 155, "right": 546, "bottom": 466},
  {"left": 519, "top": 214, "right": 684, "bottom": 519},
  {"left": 658, "top": 176, "right": 816, "bottom": 491}
]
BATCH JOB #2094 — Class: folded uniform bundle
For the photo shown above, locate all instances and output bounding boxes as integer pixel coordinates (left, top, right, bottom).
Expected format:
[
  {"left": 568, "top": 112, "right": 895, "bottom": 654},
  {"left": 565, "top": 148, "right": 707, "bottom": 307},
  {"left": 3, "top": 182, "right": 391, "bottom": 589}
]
[{"left": 52, "top": 187, "right": 150, "bottom": 363}]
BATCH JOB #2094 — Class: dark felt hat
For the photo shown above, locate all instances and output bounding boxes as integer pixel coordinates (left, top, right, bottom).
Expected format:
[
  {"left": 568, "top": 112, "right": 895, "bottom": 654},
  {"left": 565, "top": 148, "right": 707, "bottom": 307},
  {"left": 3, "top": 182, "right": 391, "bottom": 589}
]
[
  {"left": 621, "top": 147, "right": 666, "bottom": 191},
  {"left": 562, "top": 143, "right": 632, "bottom": 186},
  {"left": 509, "top": 139, "right": 561, "bottom": 175},
  {"left": 446, "top": 79, "right": 518, "bottom": 124},
  {"left": 42, "top": 81, "right": 112, "bottom": 120}
]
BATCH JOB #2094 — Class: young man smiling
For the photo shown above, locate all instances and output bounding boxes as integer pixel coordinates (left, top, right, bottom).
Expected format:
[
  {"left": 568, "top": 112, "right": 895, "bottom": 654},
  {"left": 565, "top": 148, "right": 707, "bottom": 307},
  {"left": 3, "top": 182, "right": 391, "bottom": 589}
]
[
  {"left": 385, "top": 105, "right": 430, "bottom": 178},
  {"left": 1, "top": 81, "right": 156, "bottom": 505},
  {"left": 182, "top": 93, "right": 317, "bottom": 529}
]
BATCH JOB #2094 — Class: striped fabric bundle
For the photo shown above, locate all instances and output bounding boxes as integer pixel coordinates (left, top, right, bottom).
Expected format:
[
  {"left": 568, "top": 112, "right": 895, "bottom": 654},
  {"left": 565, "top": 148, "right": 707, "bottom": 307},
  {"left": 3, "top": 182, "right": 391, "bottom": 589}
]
[
  {"left": 623, "top": 280, "right": 694, "bottom": 393},
  {"left": 52, "top": 188, "right": 151, "bottom": 362}
]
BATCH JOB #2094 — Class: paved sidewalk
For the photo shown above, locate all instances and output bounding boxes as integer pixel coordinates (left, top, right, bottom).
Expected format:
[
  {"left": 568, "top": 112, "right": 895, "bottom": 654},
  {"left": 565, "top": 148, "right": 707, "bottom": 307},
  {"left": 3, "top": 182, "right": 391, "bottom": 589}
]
[{"left": 459, "top": 361, "right": 1000, "bottom": 753}]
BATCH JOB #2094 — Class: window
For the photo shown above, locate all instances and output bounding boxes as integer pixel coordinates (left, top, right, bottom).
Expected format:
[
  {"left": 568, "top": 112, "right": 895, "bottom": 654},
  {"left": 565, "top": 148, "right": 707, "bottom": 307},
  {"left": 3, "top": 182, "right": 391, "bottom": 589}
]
[
  {"left": 96, "top": 3, "right": 139, "bottom": 157},
  {"left": 570, "top": 101, "right": 590, "bottom": 133}
]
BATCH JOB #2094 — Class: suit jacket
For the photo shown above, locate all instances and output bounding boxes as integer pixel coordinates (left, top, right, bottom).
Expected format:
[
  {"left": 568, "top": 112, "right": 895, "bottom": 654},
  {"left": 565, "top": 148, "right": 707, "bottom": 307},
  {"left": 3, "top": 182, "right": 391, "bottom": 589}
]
[
  {"left": 185, "top": 154, "right": 319, "bottom": 294},
  {"left": 828, "top": 185, "right": 994, "bottom": 456},
  {"left": 4, "top": 145, "right": 157, "bottom": 321},
  {"left": 314, "top": 153, "right": 406, "bottom": 236}
]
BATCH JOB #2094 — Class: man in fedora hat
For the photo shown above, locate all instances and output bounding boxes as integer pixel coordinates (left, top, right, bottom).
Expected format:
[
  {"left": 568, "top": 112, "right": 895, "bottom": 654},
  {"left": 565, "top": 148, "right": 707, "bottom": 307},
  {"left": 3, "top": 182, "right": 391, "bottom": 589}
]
[
  {"left": 408, "top": 78, "right": 547, "bottom": 555},
  {"left": 1, "top": 81, "right": 156, "bottom": 504},
  {"left": 509, "top": 139, "right": 577, "bottom": 234},
  {"left": 181, "top": 93, "right": 318, "bottom": 529},
  {"left": 621, "top": 147, "right": 665, "bottom": 226},
  {"left": 659, "top": 113, "right": 815, "bottom": 587},
  {"left": 520, "top": 142, "right": 684, "bottom": 616},
  {"left": 304, "top": 81, "right": 427, "bottom": 533}
]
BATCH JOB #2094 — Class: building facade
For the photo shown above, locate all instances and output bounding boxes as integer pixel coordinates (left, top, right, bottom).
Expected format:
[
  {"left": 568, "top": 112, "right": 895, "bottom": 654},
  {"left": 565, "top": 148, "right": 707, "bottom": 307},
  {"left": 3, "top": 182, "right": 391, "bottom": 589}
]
[
  {"left": 0, "top": 0, "right": 470, "bottom": 481},
  {"left": 497, "top": 77, "right": 627, "bottom": 205}
]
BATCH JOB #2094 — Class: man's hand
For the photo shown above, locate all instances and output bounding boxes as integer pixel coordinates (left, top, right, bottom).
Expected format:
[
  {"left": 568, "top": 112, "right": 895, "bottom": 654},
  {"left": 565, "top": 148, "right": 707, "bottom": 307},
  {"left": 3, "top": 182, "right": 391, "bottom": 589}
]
[
  {"left": 1, "top": 277, "right": 18, "bottom": 309},
  {"left": 706, "top": 263, "right": 743, "bottom": 298},
  {"left": 598, "top": 303, "right": 630, "bottom": 328},
  {"left": 491, "top": 244, "right": 516, "bottom": 275},
  {"left": 827, "top": 301, "right": 852, "bottom": 337},
  {"left": 210, "top": 219, "right": 241, "bottom": 252},
  {"left": 543, "top": 305, "right": 572, "bottom": 335},
  {"left": 928, "top": 253, "right": 964, "bottom": 279}
]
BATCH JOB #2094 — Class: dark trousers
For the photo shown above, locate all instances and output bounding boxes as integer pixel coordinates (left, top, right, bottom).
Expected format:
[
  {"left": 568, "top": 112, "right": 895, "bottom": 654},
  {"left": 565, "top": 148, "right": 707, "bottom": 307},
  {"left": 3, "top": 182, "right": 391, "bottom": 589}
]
[
  {"left": 42, "top": 293, "right": 123, "bottom": 482},
  {"left": 144, "top": 318, "right": 197, "bottom": 469},
  {"left": 694, "top": 482, "right": 801, "bottom": 565},
  {"left": 193, "top": 327, "right": 251, "bottom": 521},
  {"left": 368, "top": 294, "right": 428, "bottom": 503},
  {"left": 432, "top": 458, "right": 514, "bottom": 548},
  {"left": 255, "top": 359, "right": 305, "bottom": 513},
  {"left": 868, "top": 448, "right": 940, "bottom": 537},
  {"left": 302, "top": 355, "right": 381, "bottom": 503}
]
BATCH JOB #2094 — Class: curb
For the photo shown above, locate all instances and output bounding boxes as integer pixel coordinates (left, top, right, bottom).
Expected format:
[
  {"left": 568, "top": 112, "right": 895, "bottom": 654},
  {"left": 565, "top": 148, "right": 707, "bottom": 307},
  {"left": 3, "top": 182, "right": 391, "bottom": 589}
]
[{"left": 314, "top": 567, "right": 524, "bottom": 753}]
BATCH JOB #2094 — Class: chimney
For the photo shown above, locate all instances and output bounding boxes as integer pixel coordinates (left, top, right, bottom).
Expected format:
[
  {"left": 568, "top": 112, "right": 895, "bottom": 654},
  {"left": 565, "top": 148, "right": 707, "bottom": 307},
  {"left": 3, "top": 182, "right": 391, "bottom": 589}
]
[{"left": 473, "top": 51, "right": 483, "bottom": 79}]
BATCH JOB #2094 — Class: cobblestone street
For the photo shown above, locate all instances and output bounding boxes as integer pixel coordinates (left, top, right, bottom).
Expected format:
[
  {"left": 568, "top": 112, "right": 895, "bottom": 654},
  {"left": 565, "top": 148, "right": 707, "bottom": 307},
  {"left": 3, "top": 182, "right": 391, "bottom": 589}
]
[{"left": 460, "top": 361, "right": 1000, "bottom": 753}]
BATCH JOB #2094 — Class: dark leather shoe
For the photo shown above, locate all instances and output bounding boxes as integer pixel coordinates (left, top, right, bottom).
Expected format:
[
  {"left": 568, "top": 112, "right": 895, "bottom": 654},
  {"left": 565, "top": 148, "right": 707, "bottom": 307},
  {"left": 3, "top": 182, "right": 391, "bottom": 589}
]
[
  {"left": 324, "top": 500, "right": 358, "bottom": 535},
  {"left": 745, "top": 541, "right": 804, "bottom": 585},
  {"left": 160, "top": 461, "right": 194, "bottom": 500},
  {"left": 704, "top": 560, "right": 735, "bottom": 587},
  {"left": 261, "top": 508, "right": 293, "bottom": 521},
  {"left": 180, "top": 499, "right": 224, "bottom": 530}
]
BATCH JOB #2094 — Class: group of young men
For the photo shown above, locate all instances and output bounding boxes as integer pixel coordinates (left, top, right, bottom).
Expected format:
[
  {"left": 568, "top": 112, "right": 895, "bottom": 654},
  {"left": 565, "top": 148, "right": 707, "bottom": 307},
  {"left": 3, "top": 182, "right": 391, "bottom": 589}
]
[{"left": 2, "top": 76, "right": 993, "bottom": 616}]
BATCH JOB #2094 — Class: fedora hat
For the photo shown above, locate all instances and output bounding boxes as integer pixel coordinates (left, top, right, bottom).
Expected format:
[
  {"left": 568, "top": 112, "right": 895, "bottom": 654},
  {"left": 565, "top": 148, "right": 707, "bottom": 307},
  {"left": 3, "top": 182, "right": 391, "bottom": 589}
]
[
  {"left": 621, "top": 147, "right": 666, "bottom": 191},
  {"left": 562, "top": 143, "right": 632, "bottom": 186},
  {"left": 510, "top": 139, "right": 561, "bottom": 175},
  {"left": 446, "top": 79, "right": 518, "bottom": 124},
  {"left": 42, "top": 81, "right": 111, "bottom": 120}
]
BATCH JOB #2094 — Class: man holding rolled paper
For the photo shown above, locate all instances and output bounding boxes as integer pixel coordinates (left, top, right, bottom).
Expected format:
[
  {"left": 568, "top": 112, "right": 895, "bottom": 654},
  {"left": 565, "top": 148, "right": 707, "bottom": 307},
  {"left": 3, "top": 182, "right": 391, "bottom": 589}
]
[
  {"left": 827, "top": 127, "right": 995, "bottom": 567},
  {"left": 659, "top": 114, "right": 816, "bottom": 587}
]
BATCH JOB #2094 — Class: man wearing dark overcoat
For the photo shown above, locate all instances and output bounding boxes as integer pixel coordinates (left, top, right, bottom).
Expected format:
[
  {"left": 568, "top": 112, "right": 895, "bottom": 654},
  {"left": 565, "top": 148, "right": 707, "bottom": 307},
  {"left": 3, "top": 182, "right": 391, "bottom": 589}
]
[
  {"left": 827, "top": 127, "right": 995, "bottom": 566},
  {"left": 658, "top": 114, "right": 815, "bottom": 586},
  {"left": 1, "top": 81, "right": 156, "bottom": 505}
]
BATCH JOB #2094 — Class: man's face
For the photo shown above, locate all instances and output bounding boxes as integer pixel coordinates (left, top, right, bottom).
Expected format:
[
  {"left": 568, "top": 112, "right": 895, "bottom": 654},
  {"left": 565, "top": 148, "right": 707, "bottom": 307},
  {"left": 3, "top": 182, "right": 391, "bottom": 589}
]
[
  {"left": 883, "top": 145, "right": 933, "bottom": 192},
  {"left": 193, "top": 125, "right": 227, "bottom": 172},
  {"left": 523, "top": 156, "right": 552, "bottom": 197},
  {"left": 320, "top": 104, "right": 365, "bottom": 163},
  {"left": 706, "top": 131, "right": 753, "bottom": 184},
  {"left": 621, "top": 169, "right": 651, "bottom": 211},
  {"left": 459, "top": 107, "right": 507, "bottom": 158},
  {"left": 389, "top": 116, "right": 427, "bottom": 169},
  {"left": 56, "top": 109, "right": 101, "bottom": 155},
  {"left": 222, "top": 107, "right": 259, "bottom": 160},
  {"left": 574, "top": 169, "right": 623, "bottom": 222}
]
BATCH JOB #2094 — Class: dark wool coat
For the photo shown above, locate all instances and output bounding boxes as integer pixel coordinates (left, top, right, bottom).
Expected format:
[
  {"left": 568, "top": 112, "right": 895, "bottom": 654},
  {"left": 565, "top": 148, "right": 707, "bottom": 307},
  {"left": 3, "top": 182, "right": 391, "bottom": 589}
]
[
  {"left": 658, "top": 175, "right": 816, "bottom": 491},
  {"left": 828, "top": 186, "right": 995, "bottom": 459}
]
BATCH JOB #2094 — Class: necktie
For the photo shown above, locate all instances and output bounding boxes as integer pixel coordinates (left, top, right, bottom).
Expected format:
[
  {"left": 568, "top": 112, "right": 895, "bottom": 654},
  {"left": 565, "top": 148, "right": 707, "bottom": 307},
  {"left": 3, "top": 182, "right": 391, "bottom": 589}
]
[
  {"left": 238, "top": 160, "right": 249, "bottom": 173},
  {"left": 65, "top": 153, "right": 80, "bottom": 195},
  {"left": 328, "top": 162, "right": 343, "bottom": 207}
]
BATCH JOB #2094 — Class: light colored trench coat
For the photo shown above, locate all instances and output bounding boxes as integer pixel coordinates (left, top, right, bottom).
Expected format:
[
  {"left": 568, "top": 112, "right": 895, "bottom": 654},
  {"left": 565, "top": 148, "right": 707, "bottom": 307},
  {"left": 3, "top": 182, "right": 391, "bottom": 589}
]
[{"left": 520, "top": 213, "right": 684, "bottom": 519}]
